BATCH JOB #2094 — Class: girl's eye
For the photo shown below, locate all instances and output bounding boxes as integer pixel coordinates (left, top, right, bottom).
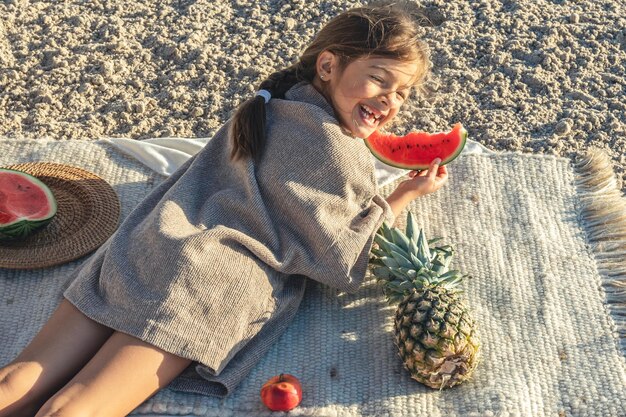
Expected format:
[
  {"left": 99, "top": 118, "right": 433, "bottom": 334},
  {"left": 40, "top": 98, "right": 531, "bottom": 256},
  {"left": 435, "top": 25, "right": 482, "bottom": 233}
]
[{"left": 371, "top": 75, "right": 384, "bottom": 83}]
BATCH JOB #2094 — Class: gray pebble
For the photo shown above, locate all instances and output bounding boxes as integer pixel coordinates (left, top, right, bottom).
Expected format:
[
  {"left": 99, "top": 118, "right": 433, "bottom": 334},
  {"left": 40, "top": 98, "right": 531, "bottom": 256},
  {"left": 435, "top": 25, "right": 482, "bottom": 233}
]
[
  {"left": 101, "top": 61, "right": 115, "bottom": 77},
  {"left": 132, "top": 102, "right": 146, "bottom": 114},
  {"left": 554, "top": 120, "right": 572, "bottom": 136},
  {"left": 91, "top": 74, "right": 104, "bottom": 86},
  {"left": 191, "top": 107, "right": 204, "bottom": 117},
  {"left": 285, "top": 18, "right": 297, "bottom": 30}
]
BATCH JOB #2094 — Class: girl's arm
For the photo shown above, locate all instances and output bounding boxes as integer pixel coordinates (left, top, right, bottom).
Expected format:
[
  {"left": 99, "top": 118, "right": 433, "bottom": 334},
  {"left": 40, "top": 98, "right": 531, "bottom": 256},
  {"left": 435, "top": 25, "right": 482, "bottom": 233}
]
[{"left": 385, "top": 158, "right": 448, "bottom": 222}]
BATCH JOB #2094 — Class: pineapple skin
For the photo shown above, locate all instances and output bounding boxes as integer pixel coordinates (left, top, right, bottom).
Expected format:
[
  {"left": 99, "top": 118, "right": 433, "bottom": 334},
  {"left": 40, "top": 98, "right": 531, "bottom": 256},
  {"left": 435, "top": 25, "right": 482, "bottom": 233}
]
[{"left": 394, "top": 285, "right": 480, "bottom": 389}]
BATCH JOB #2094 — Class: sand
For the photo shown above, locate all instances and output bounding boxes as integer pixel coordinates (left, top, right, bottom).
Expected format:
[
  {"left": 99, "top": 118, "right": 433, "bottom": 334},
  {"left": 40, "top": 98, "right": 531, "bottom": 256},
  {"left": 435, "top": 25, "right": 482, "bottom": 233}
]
[{"left": 0, "top": 0, "right": 624, "bottom": 191}]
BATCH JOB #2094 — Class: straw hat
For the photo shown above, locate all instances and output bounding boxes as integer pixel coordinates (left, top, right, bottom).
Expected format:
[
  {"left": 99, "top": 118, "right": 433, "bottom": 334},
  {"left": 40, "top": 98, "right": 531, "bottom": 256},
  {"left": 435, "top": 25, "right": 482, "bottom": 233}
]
[{"left": 0, "top": 162, "right": 120, "bottom": 270}]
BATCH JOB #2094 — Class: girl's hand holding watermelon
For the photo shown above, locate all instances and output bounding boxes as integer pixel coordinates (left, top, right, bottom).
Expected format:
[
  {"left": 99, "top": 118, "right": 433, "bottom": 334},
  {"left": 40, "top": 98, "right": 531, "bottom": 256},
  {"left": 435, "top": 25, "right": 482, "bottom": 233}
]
[
  {"left": 406, "top": 158, "right": 449, "bottom": 194},
  {"left": 385, "top": 158, "right": 448, "bottom": 220}
]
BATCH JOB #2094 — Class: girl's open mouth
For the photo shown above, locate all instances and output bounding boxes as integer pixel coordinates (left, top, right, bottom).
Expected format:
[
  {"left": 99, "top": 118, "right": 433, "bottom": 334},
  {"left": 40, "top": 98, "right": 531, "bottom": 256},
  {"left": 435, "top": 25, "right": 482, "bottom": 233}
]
[{"left": 358, "top": 104, "right": 383, "bottom": 128}]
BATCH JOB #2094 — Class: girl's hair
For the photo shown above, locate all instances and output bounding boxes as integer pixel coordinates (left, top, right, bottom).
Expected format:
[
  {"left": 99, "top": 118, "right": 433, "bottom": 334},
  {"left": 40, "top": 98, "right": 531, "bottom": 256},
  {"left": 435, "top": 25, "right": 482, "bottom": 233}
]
[{"left": 230, "top": 1, "right": 431, "bottom": 161}]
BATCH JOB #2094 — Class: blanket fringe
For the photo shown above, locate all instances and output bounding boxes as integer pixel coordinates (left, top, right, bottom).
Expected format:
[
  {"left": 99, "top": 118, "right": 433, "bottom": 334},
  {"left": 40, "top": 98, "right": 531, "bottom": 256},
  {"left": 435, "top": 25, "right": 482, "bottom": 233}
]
[{"left": 573, "top": 149, "right": 626, "bottom": 356}]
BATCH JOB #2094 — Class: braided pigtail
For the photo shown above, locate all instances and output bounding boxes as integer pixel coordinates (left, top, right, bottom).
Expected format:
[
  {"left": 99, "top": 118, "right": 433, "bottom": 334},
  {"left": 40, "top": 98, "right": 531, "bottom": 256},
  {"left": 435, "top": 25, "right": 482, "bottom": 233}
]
[{"left": 230, "top": 64, "right": 310, "bottom": 161}]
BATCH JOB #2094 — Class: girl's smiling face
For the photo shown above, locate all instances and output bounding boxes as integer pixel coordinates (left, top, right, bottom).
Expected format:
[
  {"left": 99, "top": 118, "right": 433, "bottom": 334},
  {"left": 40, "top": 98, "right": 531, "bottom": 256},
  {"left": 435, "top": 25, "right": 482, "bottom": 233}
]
[{"left": 313, "top": 52, "right": 420, "bottom": 138}]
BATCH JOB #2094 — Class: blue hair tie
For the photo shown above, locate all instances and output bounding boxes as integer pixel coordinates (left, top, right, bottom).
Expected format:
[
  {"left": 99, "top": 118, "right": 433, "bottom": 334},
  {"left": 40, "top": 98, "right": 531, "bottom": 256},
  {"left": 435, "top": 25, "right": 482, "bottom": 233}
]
[{"left": 255, "top": 90, "right": 271, "bottom": 104}]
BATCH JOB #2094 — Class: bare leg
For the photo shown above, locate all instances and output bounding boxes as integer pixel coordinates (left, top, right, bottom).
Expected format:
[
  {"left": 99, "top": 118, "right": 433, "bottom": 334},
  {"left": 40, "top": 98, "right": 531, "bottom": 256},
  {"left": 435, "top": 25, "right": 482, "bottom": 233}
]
[
  {"left": 34, "top": 331, "right": 192, "bottom": 417},
  {"left": 0, "top": 299, "right": 113, "bottom": 416}
]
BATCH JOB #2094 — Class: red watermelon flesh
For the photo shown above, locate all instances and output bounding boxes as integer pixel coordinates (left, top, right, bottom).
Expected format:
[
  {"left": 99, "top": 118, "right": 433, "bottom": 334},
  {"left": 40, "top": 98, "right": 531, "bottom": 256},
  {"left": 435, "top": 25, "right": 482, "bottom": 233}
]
[
  {"left": 0, "top": 169, "right": 57, "bottom": 240},
  {"left": 0, "top": 173, "right": 52, "bottom": 220},
  {"left": 364, "top": 123, "right": 467, "bottom": 170}
]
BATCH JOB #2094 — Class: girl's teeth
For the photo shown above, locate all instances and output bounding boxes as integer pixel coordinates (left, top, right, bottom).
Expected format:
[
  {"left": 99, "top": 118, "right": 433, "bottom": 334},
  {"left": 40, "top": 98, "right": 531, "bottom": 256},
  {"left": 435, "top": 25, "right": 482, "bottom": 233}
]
[
  {"left": 359, "top": 105, "right": 379, "bottom": 126},
  {"left": 361, "top": 105, "right": 382, "bottom": 120}
]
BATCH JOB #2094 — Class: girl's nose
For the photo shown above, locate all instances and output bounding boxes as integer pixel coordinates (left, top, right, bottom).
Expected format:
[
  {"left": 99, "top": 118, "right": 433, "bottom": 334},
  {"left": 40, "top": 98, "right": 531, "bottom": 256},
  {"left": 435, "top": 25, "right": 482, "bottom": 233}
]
[{"left": 378, "top": 91, "right": 401, "bottom": 108}]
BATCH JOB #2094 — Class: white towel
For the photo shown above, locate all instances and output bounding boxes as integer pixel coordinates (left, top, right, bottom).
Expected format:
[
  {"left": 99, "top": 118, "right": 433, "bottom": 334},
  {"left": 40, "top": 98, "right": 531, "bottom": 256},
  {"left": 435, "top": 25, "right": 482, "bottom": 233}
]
[{"left": 103, "top": 136, "right": 492, "bottom": 186}]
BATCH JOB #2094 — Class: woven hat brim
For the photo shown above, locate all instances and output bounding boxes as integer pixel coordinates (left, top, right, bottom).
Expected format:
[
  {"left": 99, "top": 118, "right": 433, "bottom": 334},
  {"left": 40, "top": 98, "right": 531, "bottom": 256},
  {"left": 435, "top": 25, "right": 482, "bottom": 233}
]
[{"left": 0, "top": 162, "right": 120, "bottom": 270}]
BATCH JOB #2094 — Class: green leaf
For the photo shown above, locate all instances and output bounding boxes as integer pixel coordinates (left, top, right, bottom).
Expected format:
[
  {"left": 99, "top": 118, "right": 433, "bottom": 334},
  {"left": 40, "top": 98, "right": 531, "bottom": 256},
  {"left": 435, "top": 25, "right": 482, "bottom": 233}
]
[
  {"left": 431, "top": 251, "right": 451, "bottom": 272},
  {"left": 371, "top": 247, "right": 386, "bottom": 258},
  {"left": 379, "top": 222, "right": 395, "bottom": 243},
  {"left": 438, "top": 270, "right": 461, "bottom": 280},
  {"left": 391, "top": 228, "right": 411, "bottom": 252},
  {"left": 390, "top": 250, "right": 414, "bottom": 269},
  {"left": 428, "top": 269, "right": 440, "bottom": 279},
  {"left": 388, "top": 241, "right": 410, "bottom": 258},
  {"left": 435, "top": 244, "right": 453, "bottom": 253},
  {"left": 415, "top": 266, "right": 430, "bottom": 277},
  {"left": 431, "top": 264, "right": 446, "bottom": 275},
  {"left": 374, "top": 233, "right": 391, "bottom": 250},
  {"left": 433, "top": 246, "right": 453, "bottom": 259},
  {"left": 384, "top": 281, "right": 401, "bottom": 292},
  {"left": 432, "top": 247, "right": 451, "bottom": 257},
  {"left": 381, "top": 256, "right": 399, "bottom": 269},
  {"left": 375, "top": 233, "right": 408, "bottom": 257},
  {"left": 409, "top": 239, "right": 420, "bottom": 259},
  {"left": 409, "top": 252, "right": 423, "bottom": 269},
  {"left": 398, "top": 268, "right": 417, "bottom": 279},
  {"left": 389, "top": 267, "right": 410, "bottom": 280},
  {"left": 406, "top": 211, "right": 420, "bottom": 244},
  {"left": 416, "top": 230, "right": 431, "bottom": 262},
  {"left": 372, "top": 266, "right": 392, "bottom": 280},
  {"left": 397, "top": 281, "right": 415, "bottom": 291},
  {"left": 438, "top": 274, "right": 462, "bottom": 288}
]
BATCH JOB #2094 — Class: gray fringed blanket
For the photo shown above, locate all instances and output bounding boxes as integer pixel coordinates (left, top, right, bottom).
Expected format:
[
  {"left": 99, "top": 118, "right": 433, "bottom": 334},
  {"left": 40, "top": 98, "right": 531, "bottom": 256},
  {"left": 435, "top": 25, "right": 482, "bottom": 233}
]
[{"left": 1, "top": 139, "right": 625, "bottom": 417}]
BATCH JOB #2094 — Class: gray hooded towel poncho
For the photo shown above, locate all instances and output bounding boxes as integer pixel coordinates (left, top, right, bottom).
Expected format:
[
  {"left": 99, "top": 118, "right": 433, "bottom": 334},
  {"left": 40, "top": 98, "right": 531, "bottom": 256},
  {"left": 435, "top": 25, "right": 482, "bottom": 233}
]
[{"left": 64, "top": 82, "right": 395, "bottom": 397}]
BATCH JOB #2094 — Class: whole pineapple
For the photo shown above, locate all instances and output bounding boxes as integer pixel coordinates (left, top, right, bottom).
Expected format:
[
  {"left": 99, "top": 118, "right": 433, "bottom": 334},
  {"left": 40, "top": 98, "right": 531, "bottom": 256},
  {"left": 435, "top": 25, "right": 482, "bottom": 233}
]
[{"left": 369, "top": 211, "right": 480, "bottom": 389}]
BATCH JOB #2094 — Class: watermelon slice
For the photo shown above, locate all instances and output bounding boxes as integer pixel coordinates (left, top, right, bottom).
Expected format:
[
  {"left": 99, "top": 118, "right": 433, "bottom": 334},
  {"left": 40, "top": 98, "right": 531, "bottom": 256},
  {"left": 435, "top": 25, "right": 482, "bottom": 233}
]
[
  {"left": 364, "top": 123, "right": 467, "bottom": 170},
  {"left": 0, "top": 168, "right": 57, "bottom": 240}
]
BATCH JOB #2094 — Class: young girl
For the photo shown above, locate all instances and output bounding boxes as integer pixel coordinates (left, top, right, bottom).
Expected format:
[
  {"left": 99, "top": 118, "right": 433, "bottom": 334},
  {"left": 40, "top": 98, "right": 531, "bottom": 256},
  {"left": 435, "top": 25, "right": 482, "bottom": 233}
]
[{"left": 0, "top": 3, "right": 448, "bottom": 416}]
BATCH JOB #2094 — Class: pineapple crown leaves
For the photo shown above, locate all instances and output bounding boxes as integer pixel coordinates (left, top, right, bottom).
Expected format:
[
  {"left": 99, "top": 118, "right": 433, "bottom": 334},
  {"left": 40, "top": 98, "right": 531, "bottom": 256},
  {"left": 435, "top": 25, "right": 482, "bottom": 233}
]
[{"left": 370, "top": 211, "right": 470, "bottom": 303}]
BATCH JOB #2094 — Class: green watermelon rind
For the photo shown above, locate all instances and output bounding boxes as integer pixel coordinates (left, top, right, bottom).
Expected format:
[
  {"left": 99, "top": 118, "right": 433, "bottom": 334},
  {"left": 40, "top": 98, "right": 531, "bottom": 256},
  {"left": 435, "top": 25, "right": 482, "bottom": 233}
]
[
  {"left": 0, "top": 218, "right": 55, "bottom": 240},
  {"left": 0, "top": 168, "right": 58, "bottom": 240},
  {"left": 366, "top": 125, "right": 468, "bottom": 171}
]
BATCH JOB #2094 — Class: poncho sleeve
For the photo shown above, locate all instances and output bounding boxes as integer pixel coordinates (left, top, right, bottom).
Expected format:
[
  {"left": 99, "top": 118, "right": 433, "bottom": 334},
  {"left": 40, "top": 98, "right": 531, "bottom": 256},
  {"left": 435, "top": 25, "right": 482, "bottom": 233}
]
[{"left": 243, "top": 99, "right": 395, "bottom": 293}]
